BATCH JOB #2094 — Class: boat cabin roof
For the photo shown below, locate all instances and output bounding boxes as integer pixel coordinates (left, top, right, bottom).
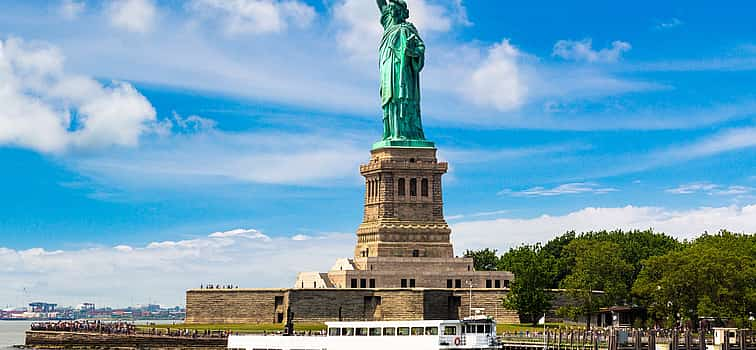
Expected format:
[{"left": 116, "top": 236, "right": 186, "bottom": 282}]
[
  {"left": 326, "top": 320, "right": 453, "bottom": 328},
  {"left": 325, "top": 318, "right": 495, "bottom": 328}
]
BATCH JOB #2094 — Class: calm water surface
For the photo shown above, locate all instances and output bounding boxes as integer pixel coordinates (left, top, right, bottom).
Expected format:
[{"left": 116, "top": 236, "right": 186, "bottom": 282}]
[{"left": 0, "top": 320, "right": 180, "bottom": 349}]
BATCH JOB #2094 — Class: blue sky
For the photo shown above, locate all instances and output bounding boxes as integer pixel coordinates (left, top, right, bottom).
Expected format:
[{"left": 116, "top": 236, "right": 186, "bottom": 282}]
[{"left": 0, "top": 0, "right": 755, "bottom": 307}]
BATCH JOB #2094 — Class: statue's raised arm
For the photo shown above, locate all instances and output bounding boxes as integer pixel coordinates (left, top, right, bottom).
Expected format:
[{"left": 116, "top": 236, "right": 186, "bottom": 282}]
[{"left": 376, "top": 0, "right": 387, "bottom": 11}]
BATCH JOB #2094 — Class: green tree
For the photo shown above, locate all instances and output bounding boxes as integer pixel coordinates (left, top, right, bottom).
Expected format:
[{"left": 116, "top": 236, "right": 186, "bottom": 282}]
[
  {"left": 580, "top": 229, "right": 682, "bottom": 288},
  {"left": 559, "top": 240, "right": 633, "bottom": 328},
  {"left": 541, "top": 231, "right": 576, "bottom": 288},
  {"left": 632, "top": 231, "right": 756, "bottom": 326},
  {"left": 464, "top": 248, "right": 500, "bottom": 271},
  {"left": 500, "top": 244, "right": 554, "bottom": 325}
]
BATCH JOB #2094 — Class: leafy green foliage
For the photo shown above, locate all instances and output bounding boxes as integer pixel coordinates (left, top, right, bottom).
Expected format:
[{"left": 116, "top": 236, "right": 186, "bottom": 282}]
[
  {"left": 558, "top": 240, "right": 633, "bottom": 327},
  {"left": 540, "top": 232, "right": 576, "bottom": 288},
  {"left": 500, "top": 244, "right": 554, "bottom": 325},
  {"left": 464, "top": 229, "right": 754, "bottom": 325},
  {"left": 632, "top": 231, "right": 756, "bottom": 325},
  {"left": 464, "top": 248, "right": 500, "bottom": 271}
]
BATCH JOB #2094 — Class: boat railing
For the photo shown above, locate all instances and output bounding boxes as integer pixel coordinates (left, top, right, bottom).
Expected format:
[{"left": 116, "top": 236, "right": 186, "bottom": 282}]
[{"left": 439, "top": 334, "right": 497, "bottom": 348}]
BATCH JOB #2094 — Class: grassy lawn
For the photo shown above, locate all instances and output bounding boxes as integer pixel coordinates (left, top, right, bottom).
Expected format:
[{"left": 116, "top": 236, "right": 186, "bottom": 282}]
[
  {"left": 137, "top": 323, "right": 327, "bottom": 334},
  {"left": 497, "top": 323, "right": 564, "bottom": 333}
]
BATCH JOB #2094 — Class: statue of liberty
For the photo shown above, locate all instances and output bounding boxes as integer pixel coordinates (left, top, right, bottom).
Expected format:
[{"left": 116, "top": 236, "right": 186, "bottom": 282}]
[{"left": 375, "top": 0, "right": 432, "bottom": 148}]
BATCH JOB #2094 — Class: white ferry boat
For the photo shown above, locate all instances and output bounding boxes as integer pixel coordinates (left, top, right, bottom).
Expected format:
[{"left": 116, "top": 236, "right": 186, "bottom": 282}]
[{"left": 227, "top": 317, "right": 499, "bottom": 350}]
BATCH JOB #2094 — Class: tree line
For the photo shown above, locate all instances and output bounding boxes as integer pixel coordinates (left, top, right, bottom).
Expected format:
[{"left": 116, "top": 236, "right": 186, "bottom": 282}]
[{"left": 464, "top": 230, "right": 755, "bottom": 328}]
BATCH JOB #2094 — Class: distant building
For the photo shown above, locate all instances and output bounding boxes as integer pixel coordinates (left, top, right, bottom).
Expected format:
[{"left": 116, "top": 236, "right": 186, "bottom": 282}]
[
  {"left": 29, "top": 302, "right": 57, "bottom": 313},
  {"left": 77, "top": 303, "right": 95, "bottom": 312}
]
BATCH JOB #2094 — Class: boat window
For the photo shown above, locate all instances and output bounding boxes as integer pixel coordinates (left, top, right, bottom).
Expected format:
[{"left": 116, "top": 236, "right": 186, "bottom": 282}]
[
  {"left": 342, "top": 328, "right": 354, "bottom": 336},
  {"left": 383, "top": 327, "right": 395, "bottom": 336},
  {"left": 425, "top": 327, "right": 438, "bottom": 335},
  {"left": 356, "top": 328, "right": 369, "bottom": 336},
  {"left": 411, "top": 327, "right": 424, "bottom": 336},
  {"left": 397, "top": 327, "right": 410, "bottom": 336},
  {"left": 328, "top": 328, "right": 340, "bottom": 336},
  {"left": 444, "top": 326, "right": 456, "bottom": 336},
  {"left": 485, "top": 325, "right": 491, "bottom": 334},
  {"left": 369, "top": 328, "right": 381, "bottom": 336},
  {"left": 477, "top": 325, "right": 485, "bottom": 333}
]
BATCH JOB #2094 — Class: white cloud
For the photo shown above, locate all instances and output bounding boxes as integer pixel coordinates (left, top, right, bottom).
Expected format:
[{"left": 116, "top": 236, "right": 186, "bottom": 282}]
[
  {"left": 666, "top": 182, "right": 753, "bottom": 196},
  {"left": 3, "top": 204, "right": 755, "bottom": 306},
  {"left": 59, "top": 0, "right": 86, "bottom": 20},
  {"left": 452, "top": 204, "right": 756, "bottom": 252},
  {"left": 208, "top": 228, "right": 271, "bottom": 241},
  {"left": 461, "top": 39, "right": 527, "bottom": 111},
  {"left": 333, "top": 0, "right": 456, "bottom": 59},
  {"left": 0, "top": 229, "right": 354, "bottom": 307},
  {"left": 553, "top": 39, "right": 632, "bottom": 63},
  {"left": 0, "top": 37, "right": 157, "bottom": 153},
  {"left": 189, "top": 0, "right": 316, "bottom": 36},
  {"left": 501, "top": 182, "right": 618, "bottom": 197},
  {"left": 169, "top": 112, "right": 217, "bottom": 133},
  {"left": 33, "top": 1, "right": 661, "bottom": 127},
  {"left": 716, "top": 186, "right": 753, "bottom": 196},
  {"left": 663, "top": 126, "right": 756, "bottom": 159},
  {"left": 69, "top": 130, "right": 367, "bottom": 186},
  {"left": 291, "top": 234, "right": 311, "bottom": 241},
  {"left": 665, "top": 182, "right": 719, "bottom": 195},
  {"left": 656, "top": 18, "right": 683, "bottom": 30},
  {"left": 107, "top": 0, "right": 157, "bottom": 34},
  {"left": 574, "top": 126, "right": 756, "bottom": 180}
]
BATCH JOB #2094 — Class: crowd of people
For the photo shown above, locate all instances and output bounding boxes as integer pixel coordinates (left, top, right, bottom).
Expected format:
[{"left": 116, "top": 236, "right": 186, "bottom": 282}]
[
  {"left": 29, "top": 321, "right": 234, "bottom": 339},
  {"left": 30, "top": 321, "right": 136, "bottom": 334},
  {"left": 200, "top": 284, "right": 239, "bottom": 289}
]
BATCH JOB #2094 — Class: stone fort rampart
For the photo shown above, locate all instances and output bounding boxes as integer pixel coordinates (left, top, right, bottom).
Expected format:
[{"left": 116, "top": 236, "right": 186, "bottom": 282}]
[{"left": 185, "top": 288, "right": 522, "bottom": 324}]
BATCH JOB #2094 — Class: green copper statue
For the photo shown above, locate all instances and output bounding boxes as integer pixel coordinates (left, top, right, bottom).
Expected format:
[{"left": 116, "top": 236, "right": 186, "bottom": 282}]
[{"left": 374, "top": 0, "right": 434, "bottom": 149}]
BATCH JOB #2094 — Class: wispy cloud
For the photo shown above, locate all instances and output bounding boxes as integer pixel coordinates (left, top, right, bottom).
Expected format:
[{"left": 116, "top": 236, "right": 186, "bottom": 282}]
[
  {"left": 665, "top": 182, "right": 719, "bottom": 195},
  {"left": 553, "top": 39, "right": 632, "bottom": 63},
  {"left": 655, "top": 18, "right": 684, "bottom": 30},
  {"left": 68, "top": 129, "right": 367, "bottom": 188},
  {"left": 452, "top": 204, "right": 756, "bottom": 251},
  {"left": 500, "top": 182, "right": 618, "bottom": 197},
  {"left": 188, "top": 0, "right": 316, "bottom": 36},
  {"left": 441, "top": 142, "right": 591, "bottom": 164},
  {"left": 661, "top": 126, "right": 756, "bottom": 160},
  {"left": 588, "top": 126, "right": 756, "bottom": 179},
  {"left": 0, "top": 229, "right": 353, "bottom": 307},
  {"left": 666, "top": 182, "right": 754, "bottom": 196},
  {"left": 59, "top": 0, "right": 85, "bottom": 20},
  {"left": 630, "top": 56, "right": 756, "bottom": 72},
  {"left": 446, "top": 209, "right": 509, "bottom": 221},
  {"left": 107, "top": 0, "right": 157, "bottom": 34}
]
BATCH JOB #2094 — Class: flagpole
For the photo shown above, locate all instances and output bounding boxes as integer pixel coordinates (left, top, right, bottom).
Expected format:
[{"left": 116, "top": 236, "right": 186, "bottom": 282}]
[{"left": 542, "top": 313, "right": 547, "bottom": 350}]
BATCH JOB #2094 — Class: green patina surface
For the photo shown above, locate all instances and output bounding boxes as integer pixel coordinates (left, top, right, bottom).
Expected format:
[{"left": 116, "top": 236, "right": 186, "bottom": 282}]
[
  {"left": 372, "top": 139, "right": 435, "bottom": 149},
  {"left": 374, "top": 0, "right": 432, "bottom": 150}
]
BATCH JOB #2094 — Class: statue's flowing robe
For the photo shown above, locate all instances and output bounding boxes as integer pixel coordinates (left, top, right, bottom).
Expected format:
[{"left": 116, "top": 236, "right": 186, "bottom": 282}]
[{"left": 379, "top": 9, "right": 426, "bottom": 141}]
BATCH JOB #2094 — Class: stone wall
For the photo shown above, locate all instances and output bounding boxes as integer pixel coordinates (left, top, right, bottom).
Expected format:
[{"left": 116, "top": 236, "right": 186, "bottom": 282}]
[
  {"left": 186, "top": 288, "right": 521, "bottom": 325},
  {"left": 185, "top": 289, "right": 286, "bottom": 324},
  {"left": 453, "top": 289, "right": 520, "bottom": 324},
  {"left": 288, "top": 289, "right": 374, "bottom": 322}
]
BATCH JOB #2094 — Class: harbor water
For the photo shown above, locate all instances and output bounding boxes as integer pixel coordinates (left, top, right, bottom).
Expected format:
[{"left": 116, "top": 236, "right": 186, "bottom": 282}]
[{"left": 0, "top": 321, "right": 32, "bottom": 349}]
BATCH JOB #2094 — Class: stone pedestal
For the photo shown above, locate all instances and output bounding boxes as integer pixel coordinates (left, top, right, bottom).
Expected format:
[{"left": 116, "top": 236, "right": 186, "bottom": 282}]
[{"left": 355, "top": 147, "right": 452, "bottom": 259}]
